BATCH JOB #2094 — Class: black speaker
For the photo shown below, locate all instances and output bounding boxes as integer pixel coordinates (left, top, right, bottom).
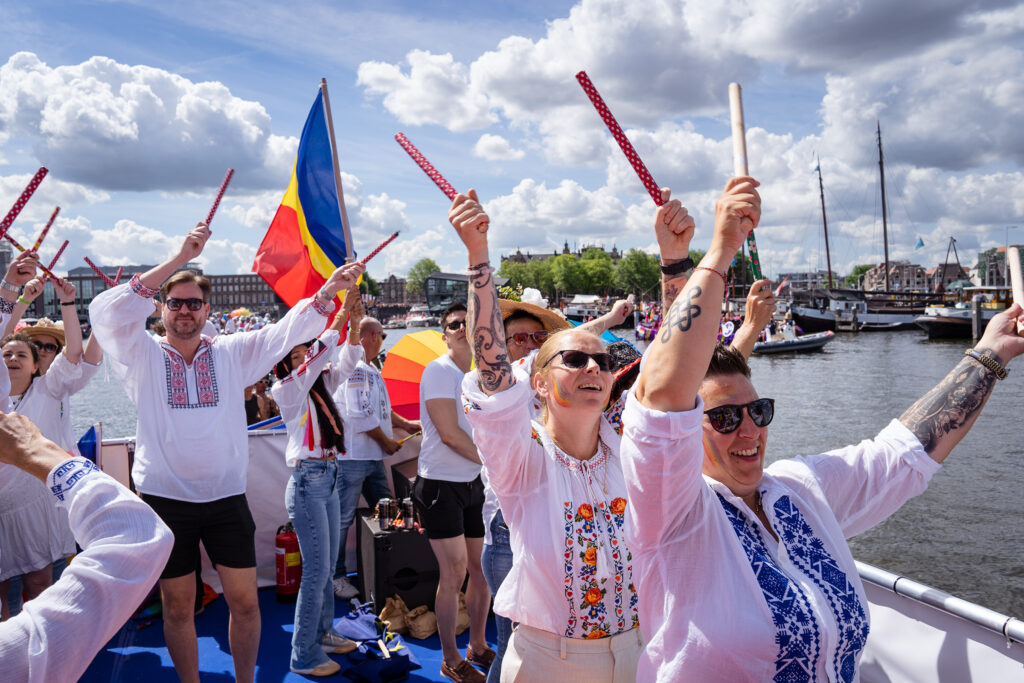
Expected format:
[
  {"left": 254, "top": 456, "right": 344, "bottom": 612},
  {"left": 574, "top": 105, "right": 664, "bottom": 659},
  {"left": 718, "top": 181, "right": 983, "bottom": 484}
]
[
  {"left": 356, "top": 508, "right": 439, "bottom": 613},
  {"left": 391, "top": 458, "right": 417, "bottom": 501}
]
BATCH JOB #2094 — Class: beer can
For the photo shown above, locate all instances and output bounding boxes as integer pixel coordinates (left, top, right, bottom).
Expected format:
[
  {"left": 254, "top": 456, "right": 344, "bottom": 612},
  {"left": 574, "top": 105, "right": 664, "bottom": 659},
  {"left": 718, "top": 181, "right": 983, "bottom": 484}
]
[
  {"left": 403, "top": 498, "right": 415, "bottom": 529},
  {"left": 376, "top": 498, "right": 391, "bottom": 530},
  {"left": 389, "top": 499, "right": 401, "bottom": 530}
]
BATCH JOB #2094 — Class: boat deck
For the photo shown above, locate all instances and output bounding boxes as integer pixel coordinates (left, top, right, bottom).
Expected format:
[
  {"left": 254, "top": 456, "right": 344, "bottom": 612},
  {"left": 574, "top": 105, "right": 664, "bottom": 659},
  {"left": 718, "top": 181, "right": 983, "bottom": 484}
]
[{"left": 81, "top": 587, "right": 495, "bottom": 682}]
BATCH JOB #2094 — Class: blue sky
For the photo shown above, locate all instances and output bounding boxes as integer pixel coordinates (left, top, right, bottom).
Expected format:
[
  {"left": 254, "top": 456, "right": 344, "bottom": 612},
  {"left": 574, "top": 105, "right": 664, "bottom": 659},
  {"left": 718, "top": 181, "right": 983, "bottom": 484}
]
[{"left": 1, "top": 0, "right": 1022, "bottom": 281}]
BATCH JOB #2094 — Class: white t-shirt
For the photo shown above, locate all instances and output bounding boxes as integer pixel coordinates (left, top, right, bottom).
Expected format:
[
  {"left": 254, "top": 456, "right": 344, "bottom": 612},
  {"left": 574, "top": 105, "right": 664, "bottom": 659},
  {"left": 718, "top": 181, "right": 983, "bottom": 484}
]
[
  {"left": 417, "top": 354, "right": 479, "bottom": 482},
  {"left": 337, "top": 360, "right": 392, "bottom": 461},
  {"left": 0, "top": 303, "right": 11, "bottom": 413}
]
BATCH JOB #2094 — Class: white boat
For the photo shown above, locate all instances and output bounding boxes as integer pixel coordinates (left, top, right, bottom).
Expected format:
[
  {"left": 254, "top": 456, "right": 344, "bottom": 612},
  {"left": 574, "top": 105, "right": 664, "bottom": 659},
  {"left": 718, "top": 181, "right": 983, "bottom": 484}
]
[
  {"left": 563, "top": 294, "right": 609, "bottom": 322},
  {"left": 405, "top": 304, "right": 439, "bottom": 327},
  {"left": 752, "top": 330, "right": 835, "bottom": 354}
]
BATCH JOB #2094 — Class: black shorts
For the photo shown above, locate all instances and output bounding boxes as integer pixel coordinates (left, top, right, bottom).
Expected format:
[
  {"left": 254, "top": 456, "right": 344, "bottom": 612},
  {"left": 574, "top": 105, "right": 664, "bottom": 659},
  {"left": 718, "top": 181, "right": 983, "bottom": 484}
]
[
  {"left": 141, "top": 493, "right": 257, "bottom": 580},
  {"left": 412, "top": 475, "right": 485, "bottom": 540}
]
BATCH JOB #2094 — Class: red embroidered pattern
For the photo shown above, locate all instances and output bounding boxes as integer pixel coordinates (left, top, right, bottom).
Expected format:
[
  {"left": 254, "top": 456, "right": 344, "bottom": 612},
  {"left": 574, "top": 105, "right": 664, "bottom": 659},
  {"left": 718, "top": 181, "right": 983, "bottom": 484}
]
[
  {"left": 129, "top": 274, "right": 158, "bottom": 298},
  {"left": 162, "top": 340, "right": 219, "bottom": 409}
]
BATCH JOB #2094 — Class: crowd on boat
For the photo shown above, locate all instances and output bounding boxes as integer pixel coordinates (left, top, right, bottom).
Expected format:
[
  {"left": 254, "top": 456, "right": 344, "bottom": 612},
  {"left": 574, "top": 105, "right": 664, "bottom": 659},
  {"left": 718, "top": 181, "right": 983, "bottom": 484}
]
[{"left": 1, "top": 176, "right": 1024, "bottom": 683}]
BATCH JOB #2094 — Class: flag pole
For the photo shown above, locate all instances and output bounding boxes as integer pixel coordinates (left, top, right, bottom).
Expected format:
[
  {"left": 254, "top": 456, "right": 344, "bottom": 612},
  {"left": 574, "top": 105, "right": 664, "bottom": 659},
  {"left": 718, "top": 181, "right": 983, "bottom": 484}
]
[{"left": 319, "top": 78, "right": 355, "bottom": 264}]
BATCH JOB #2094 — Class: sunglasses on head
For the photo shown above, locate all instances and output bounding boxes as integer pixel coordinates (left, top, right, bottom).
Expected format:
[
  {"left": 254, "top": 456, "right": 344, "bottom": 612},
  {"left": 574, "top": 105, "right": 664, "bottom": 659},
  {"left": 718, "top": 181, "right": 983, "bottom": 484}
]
[
  {"left": 32, "top": 341, "right": 60, "bottom": 354},
  {"left": 445, "top": 319, "right": 466, "bottom": 331},
  {"left": 704, "top": 398, "right": 775, "bottom": 434},
  {"left": 164, "top": 297, "right": 205, "bottom": 311},
  {"left": 542, "top": 349, "right": 615, "bottom": 373},
  {"left": 508, "top": 330, "right": 549, "bottom": 346}
]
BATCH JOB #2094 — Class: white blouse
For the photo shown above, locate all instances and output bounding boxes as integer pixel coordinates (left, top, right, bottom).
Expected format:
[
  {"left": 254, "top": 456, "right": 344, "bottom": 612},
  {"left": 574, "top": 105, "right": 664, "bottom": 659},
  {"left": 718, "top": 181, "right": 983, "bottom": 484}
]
[
  {"left": 337, "top": 360, "right": 393, "bottom": 461},
  {"left": 89, "top": 275, "right": 334, "bottom": 502},
  {"left": 271, "top": 330, "right": 363, "bottom": 467},
  {"left": 619, "top": 392, "right": 941, "bottom": 683},
  {"left": 0, "top": 458, "right": 172, "bottom": 683},
  {"left": 0, "top": 302, "right": 11, "bottom": 413},
  {"left": 462, "top": 370, "right": 639, "bottom": 640}
]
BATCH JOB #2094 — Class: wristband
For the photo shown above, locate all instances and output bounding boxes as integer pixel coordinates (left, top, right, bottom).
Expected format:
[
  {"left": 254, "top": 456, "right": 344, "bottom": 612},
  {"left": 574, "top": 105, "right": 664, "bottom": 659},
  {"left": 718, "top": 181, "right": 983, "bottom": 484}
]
[
  {"left": 0, "top": 279, "right": 19, "bottom": 293},
  {"left": 61, "top": 301, "right": 77, "bottom": 307},
  {"left": 694, "top": 266, "right": 728, "bottom": 289},
  {"left": 18, "top": 295, "right": 31, "bottom": 306},
  {"left": 964, "top": 349, "right": 1008, "bottom": 380},
  {"left": 659, "top": 257, "right": 694, "bottom": 276}
]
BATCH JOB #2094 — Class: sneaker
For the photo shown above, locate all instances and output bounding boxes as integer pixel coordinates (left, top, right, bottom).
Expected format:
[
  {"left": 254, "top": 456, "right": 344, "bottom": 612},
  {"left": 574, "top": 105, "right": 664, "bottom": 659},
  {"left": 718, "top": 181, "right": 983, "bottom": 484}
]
[
  {"left": 289, "top": 659, "right": 341, "bottom": 677},
  {"left": 321, "top": 633, "right": 358, "bottom": 654},
  {"left": 440, "top": 659, "right": 486, "bottom": 683},
  {"left": 332, "top": 577, "right": 359, "bottom": 599},
  {"left": 466, "top": 645, "right": 496, "bottom": 670}
]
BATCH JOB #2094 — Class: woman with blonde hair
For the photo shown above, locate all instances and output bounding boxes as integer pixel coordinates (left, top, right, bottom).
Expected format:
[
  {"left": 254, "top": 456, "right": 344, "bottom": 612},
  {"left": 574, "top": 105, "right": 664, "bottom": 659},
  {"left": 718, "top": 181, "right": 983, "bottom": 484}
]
[{"left": 449, "top": 187, "right": 692, "bottom": 682}]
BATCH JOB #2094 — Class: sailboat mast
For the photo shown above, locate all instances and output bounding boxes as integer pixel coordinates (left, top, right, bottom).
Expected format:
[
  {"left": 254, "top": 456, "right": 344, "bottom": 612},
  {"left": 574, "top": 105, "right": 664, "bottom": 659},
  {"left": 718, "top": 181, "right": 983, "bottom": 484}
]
[
  {"left": 816, "top": 156, "right": 834, "bottom": 289},
  {"left": 877, "top": 121, "right": 891, "bottom": 292}
]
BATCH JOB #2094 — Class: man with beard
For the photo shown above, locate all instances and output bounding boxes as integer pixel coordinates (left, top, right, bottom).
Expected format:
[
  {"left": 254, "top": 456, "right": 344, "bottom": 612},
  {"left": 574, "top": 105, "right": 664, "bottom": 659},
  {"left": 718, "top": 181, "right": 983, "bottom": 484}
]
[{"left": 89, "top": 221, "right": 364, "bottom": 683}]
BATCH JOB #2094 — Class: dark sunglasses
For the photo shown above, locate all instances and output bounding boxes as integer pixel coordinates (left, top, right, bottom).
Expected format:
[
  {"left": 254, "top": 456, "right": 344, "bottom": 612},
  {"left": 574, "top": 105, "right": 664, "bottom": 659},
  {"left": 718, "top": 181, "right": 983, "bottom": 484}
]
[
  {"left": 508, "top": 330, "right": 549, "bottom": 346},
  {"left": 704, "top": 398, "right": 775, "bottom": 434},
  {"left": 165, "top": 297, "right": 206, "bottom": 311},
  {"left": 542, "top": 349, "right": 615, "bottom": 373},
  {"left": 32, "top": 341, "right": 61, "bottom": 354},
  {"left": 445, "top": 319, "right": 466, "bottom": 331}
]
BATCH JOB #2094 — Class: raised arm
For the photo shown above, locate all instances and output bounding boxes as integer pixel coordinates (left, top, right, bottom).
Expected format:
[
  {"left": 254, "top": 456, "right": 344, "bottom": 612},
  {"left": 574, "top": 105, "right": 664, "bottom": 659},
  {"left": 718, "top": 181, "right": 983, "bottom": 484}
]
[
  {"left": 54, "top": 279, "right": 83, "bottom": 363},
  {"left": 138, "top": 222, "right": 210, "bottom": 292},
  {"left": 579, "top": 297, "right": 634, "bottom": 336},
  {"left": 635, "top": 177, "right": 761, "bottom": 412},
  {"left": 655, "top": 187, "right": 696, "bottom": 309},
  {"left": 1, "top": 251, "right": 39, "bottom": 316},
  {"left": 450, "top": 189, "right": 511, "bottom": 396},
  {"left": 899, "top": 304, "right": 1024, "bottom": 463},
  {"left": 730, "top": 278, "right": 776, "bottom": 360},
  {"left": 3, "top": 277, "right": 43, "bottom": 337}
]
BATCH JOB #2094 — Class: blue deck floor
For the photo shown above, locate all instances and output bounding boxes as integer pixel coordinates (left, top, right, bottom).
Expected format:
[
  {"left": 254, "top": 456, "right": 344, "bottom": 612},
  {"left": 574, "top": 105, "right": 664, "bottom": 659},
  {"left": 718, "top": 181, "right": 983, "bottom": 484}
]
[{"left": 81, "top": 588, "right": 496, "bottom": 682}]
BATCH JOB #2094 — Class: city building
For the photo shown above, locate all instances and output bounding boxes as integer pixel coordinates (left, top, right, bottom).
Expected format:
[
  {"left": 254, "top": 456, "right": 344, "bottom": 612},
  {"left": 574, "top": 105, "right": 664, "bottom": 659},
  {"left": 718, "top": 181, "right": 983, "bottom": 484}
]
[
  {"left": 975, "top": 246, "right": 1023, "bottom": 288},
  {"left": 924, "top": 263, "right": 970, "bottom": 292},
  {"left": 777, "top": 270, "right": 840, "bottom": 292},
  {"left": 502, "top": 241, "right": 622, "bottom": 265},
  {"left": 862, "top": 261, "right": 927, "bottom": 292},
  {"left": 378, "top": 274, "right": 425, "bottom": 306}
]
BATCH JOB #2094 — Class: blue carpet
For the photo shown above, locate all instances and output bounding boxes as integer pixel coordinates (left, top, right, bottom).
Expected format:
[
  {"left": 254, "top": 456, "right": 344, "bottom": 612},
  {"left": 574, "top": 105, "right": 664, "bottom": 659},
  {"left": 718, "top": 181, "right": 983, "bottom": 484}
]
[{"left": 81, "top": 588, "right": 496, "bottom": 681}]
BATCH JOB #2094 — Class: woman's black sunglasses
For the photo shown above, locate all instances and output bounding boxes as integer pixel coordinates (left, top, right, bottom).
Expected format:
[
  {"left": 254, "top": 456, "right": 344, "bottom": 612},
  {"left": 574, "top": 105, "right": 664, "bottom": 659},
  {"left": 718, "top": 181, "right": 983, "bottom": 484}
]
[
  {"left": 541, "top": 349, "right": 615, "bottom": 373},
  {"left": 704, "top": 398, "right": 775, "bottom": 434},
  {"left": 165, "top": 297, "right": 206, "bottom": 311}
]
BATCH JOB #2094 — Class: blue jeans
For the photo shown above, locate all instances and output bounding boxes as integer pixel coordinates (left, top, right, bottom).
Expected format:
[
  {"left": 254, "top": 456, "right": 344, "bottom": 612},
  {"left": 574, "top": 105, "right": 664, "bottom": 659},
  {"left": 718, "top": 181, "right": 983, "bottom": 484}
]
[
  {"left": 481, "top": 509, "right": 514, "bottom": 683},
  {"left": 334, "top": 459, "right": 391, "bottom": 578},
  {"left": 287, "top": 459, "right": 344, "bottom": 670}
]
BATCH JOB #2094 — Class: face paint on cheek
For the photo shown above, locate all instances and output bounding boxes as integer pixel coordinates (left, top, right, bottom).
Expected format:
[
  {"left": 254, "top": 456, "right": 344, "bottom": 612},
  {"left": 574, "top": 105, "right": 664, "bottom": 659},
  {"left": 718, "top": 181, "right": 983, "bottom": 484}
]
[
  {"left": 703, "top": 433, "right": 725, "bottom": 467},
  {"left": 551, "top": 375, "right": 572, "bottom": 407}
]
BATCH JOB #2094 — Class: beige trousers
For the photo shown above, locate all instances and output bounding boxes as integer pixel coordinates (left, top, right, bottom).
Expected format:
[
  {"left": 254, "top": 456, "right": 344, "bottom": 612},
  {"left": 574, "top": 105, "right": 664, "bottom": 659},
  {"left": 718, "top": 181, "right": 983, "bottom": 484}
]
[{"left": 500, "top": 624, "right": 643, "bottom": 682}]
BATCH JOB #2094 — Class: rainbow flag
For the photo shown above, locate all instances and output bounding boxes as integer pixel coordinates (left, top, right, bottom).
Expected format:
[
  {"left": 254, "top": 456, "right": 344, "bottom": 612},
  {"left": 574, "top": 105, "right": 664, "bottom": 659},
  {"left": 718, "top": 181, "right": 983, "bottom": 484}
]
[{"left": 253, "top": 90, "right": 351, "bottom": 306}]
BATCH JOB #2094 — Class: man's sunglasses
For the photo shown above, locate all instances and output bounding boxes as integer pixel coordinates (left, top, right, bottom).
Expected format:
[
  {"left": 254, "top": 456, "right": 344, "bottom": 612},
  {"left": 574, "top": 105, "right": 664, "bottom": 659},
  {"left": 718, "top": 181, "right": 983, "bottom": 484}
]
[
  {"left": 445, "top": 319, "right": 466, "bottom": 331},
  {"left": 541, "top": 349, "right": 615, "bottom": 373},
  {"left": 508, "top": 330, "right": 549, "bottom": 346},
  {"left": 704, "top": 398, "right": 775, "bottom": 434},
  {"left": 165, "top": 297, "right": 206, "bottom": 311},
  {"left": 32, "top": 341, "right": 60, "bottom": 354}
]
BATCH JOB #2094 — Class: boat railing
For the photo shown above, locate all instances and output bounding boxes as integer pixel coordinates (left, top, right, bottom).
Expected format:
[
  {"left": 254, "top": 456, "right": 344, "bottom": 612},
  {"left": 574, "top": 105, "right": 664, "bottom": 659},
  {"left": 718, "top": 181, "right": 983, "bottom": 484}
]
[{"left": 857, "top": 560, "right": 1024, "bottom": 645}]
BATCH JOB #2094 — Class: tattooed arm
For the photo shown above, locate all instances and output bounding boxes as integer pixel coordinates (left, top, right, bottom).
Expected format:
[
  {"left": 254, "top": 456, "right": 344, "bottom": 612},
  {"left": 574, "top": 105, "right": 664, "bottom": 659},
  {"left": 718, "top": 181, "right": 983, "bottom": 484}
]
[
  {"left": 635, "top": 178, "right": 761, "bottom": 412},
  {"left": 654, "top": 188, "right": 696, "bottom": 309},
  {"left": 449, "top": 189, "right": 513, "bottom": 396},
  {"left": 900, "top": 304, "right": 1024, "bottom": 463}
]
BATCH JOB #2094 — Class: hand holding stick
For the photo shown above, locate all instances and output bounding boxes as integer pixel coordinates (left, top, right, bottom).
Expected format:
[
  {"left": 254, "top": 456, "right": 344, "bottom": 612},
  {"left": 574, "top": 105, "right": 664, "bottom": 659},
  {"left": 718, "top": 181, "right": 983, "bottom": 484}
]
[
  {"left": 4, "top": 233, "right": 60, "bottom": 282},
  {"left": 728, "top": 83, "right": 764, "bottom": 280},
  {"left": 575, "top": 71, "right": 663, "bottom": 206}
]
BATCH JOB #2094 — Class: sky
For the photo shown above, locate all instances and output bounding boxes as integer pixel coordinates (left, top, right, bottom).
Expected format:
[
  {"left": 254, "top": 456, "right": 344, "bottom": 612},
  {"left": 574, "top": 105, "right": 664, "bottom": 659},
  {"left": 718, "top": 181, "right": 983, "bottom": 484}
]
[{"left": 1, "top": 0, "right": 1023, "bottom": 283}]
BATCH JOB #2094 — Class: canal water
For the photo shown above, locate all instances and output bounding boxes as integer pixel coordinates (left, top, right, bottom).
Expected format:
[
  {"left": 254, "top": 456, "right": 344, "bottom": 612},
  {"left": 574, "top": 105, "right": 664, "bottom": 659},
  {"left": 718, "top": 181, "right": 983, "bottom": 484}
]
[{"left": 69, "top": 327, "right": 1024, "bottom": 617}]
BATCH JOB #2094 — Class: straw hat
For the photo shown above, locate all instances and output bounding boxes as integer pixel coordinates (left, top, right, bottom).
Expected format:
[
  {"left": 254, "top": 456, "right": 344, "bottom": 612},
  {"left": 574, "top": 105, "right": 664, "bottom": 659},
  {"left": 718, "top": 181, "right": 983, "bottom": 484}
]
[
  {"left": 17, "top": 317, "right": 66, "bottom": 347},
  {"left": 498, "top": 299, "right": 570, "bottom": 334}
]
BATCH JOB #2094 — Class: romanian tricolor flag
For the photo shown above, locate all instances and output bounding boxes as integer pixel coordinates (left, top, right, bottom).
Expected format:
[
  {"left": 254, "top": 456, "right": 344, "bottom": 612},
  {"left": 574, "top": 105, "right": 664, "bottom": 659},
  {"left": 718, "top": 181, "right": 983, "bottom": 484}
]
[{"left": 253, "top": 89, "right": 351, "bottom": 306}]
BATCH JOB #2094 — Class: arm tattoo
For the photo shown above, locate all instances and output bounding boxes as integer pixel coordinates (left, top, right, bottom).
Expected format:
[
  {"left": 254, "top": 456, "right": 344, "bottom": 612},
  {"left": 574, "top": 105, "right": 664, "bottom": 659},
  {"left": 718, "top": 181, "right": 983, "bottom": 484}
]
[
  {"left": 899, "top": 351, "right": 998, "bottom": 454},
  {"left": 467, "top": 269, "right": 513, "bottom": 392},
  {"left": 659, "top": 284, "right": 702, "bottom": 343},
  {"left": 661, "top": 273, "right": 689, "bottom": 309}
]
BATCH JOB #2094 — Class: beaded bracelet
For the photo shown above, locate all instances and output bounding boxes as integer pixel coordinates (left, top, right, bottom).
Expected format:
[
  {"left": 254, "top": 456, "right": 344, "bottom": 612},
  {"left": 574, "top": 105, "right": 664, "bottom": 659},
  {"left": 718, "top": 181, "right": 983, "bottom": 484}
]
[
  {"left": 466, "top": 262, "right": 494, "bottom": 277},
  {"left": 694, "top": 266, "right": 727, "bottom": 289}
]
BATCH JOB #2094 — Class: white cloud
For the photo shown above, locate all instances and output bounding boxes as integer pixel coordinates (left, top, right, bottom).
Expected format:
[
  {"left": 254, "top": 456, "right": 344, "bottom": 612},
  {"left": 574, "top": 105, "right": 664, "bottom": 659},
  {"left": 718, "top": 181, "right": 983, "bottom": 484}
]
[
  {"left": 0, "top": 52, "right": 296, "bottom": 192},
  {"left": 356, "top": 50, "right": 496, "bottom": 131},
  {"left": 473, "top": 134, "right": 524, "bottom": 161}
]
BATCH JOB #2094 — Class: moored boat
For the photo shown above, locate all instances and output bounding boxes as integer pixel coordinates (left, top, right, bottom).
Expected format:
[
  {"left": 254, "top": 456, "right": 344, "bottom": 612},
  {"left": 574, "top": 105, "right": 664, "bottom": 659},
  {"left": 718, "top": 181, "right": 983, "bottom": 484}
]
[{"left": 752, "top": 330, "right": 835, "bottom": 354}]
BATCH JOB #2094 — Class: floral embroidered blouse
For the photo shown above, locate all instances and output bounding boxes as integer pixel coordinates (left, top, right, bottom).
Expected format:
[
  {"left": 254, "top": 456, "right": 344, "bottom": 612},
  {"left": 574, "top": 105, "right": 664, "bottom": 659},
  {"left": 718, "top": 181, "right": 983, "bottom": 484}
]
[
  {"left": 619, "top": 392, "right": 941, "bottom": 683},
  {"left": 462, "top": 370, "right": 640, "bottom": 640}
]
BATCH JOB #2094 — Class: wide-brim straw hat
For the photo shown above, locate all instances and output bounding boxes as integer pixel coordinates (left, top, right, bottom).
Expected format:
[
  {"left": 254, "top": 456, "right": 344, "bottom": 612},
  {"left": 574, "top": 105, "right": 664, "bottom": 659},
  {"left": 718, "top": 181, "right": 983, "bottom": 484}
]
[
  {"left": 16, "top": 317, "right": 66, "bottom": 347},
  {"left": 498, "top": 299, "right": 570, "bottom": 334}
]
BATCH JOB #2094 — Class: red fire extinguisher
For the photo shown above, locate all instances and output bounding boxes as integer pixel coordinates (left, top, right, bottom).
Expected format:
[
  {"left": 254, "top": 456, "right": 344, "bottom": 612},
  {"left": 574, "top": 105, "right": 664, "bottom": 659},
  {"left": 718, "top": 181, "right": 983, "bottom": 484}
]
[{"left": 275, "top": 523, "right": 301, "bottom": 603}]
